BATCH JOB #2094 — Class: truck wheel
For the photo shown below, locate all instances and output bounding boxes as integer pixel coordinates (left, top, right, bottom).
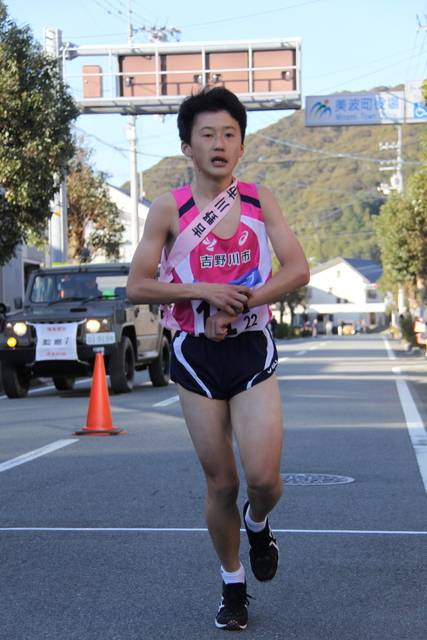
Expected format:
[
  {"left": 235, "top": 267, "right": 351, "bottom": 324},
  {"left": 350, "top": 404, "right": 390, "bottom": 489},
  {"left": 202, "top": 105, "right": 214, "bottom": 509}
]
[
  {"left": 1, "top": 362, "right": 31, "bottom": 398},
  {"left": 148, "top": 336, "right": 171, "bottom": 387},
  {"left": 52, "top": 375, "right": 76, "bottom": 391},
  {"left": 109, "top": 336, "right": 135, "bottom": 393}
]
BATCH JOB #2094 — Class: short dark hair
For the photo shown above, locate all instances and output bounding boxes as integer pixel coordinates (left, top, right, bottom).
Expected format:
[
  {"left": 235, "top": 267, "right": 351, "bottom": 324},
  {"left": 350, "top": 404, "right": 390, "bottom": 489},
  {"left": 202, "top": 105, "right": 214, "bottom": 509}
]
[{"left": 177, "top": 86, "right": 247, "bottom": 145}]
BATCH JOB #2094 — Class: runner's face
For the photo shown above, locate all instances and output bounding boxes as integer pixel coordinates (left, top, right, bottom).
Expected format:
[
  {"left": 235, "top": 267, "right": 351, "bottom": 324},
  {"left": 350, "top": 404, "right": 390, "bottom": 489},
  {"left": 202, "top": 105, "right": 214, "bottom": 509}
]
[{"left": 181, "top": 110, "right": 244, "bottom": 177}]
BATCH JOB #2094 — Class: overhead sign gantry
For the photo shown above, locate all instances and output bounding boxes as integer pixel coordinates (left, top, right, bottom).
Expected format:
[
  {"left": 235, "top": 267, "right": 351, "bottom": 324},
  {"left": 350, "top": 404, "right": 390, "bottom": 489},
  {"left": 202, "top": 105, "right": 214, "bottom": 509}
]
[{"left": 57, "top": 37, "right": 302, "bottom": 115}]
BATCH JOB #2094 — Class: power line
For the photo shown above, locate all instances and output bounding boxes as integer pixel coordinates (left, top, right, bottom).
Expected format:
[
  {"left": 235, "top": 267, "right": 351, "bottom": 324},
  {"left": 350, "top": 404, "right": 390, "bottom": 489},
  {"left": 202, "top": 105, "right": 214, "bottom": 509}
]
[
  {"left": 292, "top": 192, "right": 380, "bottom": 232},
  {"left": 252, "top": 133, "right": 424, "bottom": 165},
  {"left": 299, "top": 230, "right": 376, "bottom": 241},
  {"left": 179, "top": 0, "right": 323, "bottom": 30},
  {"left": 73, "top": 126, "right": 167, "bottom": 161},
  {"left": 237, "top": 167, "right": 385, "bottom": 199},
  {"left": 305, "top": 47, "right": 414, "bottom": 82},
  {"left": 89, "top": 0, "right": 128, "bottom": 24},
  {"left": 321, "top": 52, "right": 424, "bottom": 94}
]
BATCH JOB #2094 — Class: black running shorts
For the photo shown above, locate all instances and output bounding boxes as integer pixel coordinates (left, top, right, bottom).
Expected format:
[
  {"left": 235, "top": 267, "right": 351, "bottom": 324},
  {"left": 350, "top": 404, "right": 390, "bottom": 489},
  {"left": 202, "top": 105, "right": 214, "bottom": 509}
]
[{"left": 171, "top": 328, "right": 278, "bottom": 400}]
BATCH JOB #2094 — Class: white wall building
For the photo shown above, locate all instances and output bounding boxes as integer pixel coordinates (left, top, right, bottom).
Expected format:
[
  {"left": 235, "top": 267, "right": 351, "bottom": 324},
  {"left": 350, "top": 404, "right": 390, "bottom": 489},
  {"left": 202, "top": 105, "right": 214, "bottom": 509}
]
[
  {"left": 105, "top": 185, "right": 150, "bottom": 263},
  {"left": 306, "top": 257, "right": 387, "bottom": 331}
]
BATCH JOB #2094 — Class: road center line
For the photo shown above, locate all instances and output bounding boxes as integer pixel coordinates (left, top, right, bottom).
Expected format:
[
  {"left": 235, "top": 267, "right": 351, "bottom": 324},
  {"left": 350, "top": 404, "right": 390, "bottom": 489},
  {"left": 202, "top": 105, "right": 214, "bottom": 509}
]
[{"left": 0, "top": 439, "right": 78, "bottom": 473}]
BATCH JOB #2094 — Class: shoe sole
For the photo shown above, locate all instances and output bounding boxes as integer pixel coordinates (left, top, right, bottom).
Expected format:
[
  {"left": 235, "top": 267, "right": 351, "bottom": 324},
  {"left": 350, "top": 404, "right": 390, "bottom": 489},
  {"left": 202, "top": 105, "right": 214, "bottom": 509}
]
[{"left": 215, "top": 619, "right": 247, "bottom": 630}]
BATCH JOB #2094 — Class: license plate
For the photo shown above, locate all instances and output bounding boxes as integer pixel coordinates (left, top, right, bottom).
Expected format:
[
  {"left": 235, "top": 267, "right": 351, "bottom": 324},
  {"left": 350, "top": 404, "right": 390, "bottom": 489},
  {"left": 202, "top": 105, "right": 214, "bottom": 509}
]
[{"left": 85, "top": 332, "right": 116, "bottom": 345}]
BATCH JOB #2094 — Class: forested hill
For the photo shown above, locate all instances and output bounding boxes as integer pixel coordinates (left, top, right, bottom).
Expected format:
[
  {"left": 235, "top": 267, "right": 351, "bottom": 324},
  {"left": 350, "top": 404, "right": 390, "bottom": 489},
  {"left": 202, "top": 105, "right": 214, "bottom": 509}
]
[{"left": 124, "top": 86, "right": 425, "bottom": 263}]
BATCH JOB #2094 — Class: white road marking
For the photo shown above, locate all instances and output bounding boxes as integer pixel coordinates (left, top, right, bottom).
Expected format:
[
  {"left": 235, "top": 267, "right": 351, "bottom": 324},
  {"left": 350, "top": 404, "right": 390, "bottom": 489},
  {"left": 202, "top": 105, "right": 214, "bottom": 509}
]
[
  {"left": 1, "top": 527, "right": 427, "bottom": 535},
  {"left": 383, "top": 337, "right": 427, "bottom": 495},
  {"left": 395, "top": 378, "right": 427, "bottom": 494},
  {"left": 0, "top": 439, "right": 78, "bottom": 473},
  {"left": 383, "top": 337, "right": 397, "bottom": 360},
  {"left": 153, "top": 395, "right": 180, "bottom": 407},
  {"left": 295, "top": 350, "right": 307, "bottom": 356}
]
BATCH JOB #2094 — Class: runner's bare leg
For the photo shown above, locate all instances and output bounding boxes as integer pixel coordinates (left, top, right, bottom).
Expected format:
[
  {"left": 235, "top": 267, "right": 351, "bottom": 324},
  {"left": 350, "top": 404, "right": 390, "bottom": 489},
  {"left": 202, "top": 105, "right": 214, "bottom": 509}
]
[{"left": 177, "top": 384, "right": 242, "bottom": 573}]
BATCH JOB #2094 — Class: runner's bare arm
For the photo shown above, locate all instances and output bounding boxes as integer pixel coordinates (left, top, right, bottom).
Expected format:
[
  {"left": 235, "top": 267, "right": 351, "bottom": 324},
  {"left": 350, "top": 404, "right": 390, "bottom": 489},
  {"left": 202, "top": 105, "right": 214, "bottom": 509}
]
[
  {"left": 126, "top": 194, "right": 252, "bottom": 314},
  {"left": 242, "top": 185, "right": 310, "bottom": 311}
]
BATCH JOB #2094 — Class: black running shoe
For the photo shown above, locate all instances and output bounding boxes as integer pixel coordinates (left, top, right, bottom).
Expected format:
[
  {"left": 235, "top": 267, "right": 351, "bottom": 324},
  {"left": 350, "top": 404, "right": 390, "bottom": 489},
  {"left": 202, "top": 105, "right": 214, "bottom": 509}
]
[
  {"left": 243, "top": 500, "right": 279, "bottom": 582},
  {"left": 215, "top": 581, "right": 250, "bottom": 630}
]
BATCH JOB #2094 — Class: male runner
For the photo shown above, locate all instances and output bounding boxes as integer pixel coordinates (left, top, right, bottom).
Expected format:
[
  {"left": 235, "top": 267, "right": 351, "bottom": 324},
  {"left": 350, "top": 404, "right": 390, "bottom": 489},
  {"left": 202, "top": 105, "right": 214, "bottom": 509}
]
[{"left": 127, "top": 86, "right": 309, "bottom": 630}]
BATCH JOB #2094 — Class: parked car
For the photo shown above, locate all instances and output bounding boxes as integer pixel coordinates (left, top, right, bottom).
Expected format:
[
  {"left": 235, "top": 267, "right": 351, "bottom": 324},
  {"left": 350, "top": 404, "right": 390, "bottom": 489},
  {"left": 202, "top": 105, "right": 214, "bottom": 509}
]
[
  {"left": 342, "top": 323, "right": 356, "bottom": 335},
  {"left": 0, "top": 263, "right": 171, "bottom": 398}
]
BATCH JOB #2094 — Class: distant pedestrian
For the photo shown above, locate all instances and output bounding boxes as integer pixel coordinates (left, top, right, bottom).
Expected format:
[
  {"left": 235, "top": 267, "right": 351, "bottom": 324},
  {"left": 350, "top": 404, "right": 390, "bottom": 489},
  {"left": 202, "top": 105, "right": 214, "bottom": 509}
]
[
  {"left": 270, "top": 316, "right": 278, "bottom": 340},
  {"left": 325, "top": 319, "right": 333, "bottom": 336},
  {"left": 312, "top": 318, "right": 318, "bottom": 338}
]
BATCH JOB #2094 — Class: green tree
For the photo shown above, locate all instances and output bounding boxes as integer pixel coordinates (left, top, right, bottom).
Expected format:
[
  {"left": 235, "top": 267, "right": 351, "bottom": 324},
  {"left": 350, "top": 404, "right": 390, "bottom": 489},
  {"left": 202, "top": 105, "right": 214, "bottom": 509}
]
[
  {"left": 377, "top": 170, "right": 427, "bottom": 301},
  {"left": 66, "top": 141, "right": 125, "bottom": 262},
  {"left": 0, "top": 2, "right": 78, "bottom": 266},
  {"left": 271, "top": 254, "right": 306, "bottom": 324},
  {"left": 374, "top": 80, "right": 427, "bottom": 304}
]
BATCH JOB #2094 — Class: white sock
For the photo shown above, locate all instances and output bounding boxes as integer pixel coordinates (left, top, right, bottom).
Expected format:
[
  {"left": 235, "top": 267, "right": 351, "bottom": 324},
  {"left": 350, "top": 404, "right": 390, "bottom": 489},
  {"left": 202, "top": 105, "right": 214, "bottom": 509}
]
[
  {"left": 221, "top": 563, "right": 246, "bottom": 584},
  {"left": 245, "top": 506, "right": 267, "bottom": 533}
]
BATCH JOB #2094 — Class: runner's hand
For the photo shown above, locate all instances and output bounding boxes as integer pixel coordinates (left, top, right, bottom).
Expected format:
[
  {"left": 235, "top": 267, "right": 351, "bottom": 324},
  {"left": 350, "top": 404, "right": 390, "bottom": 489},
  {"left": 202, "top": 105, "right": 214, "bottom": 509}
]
[
  {"left": 203, "top": 284, "right": 252, "bottom": 316},
  {"left": 205, "top": 310, "right": 237, "bottom": 342}
]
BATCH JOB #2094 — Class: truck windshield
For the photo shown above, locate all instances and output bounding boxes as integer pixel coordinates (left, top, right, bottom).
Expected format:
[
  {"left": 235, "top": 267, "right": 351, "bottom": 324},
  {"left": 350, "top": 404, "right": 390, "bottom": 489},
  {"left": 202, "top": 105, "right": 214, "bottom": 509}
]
[{"left": 29, "top": 272, "right": 129, "bottom": 303}]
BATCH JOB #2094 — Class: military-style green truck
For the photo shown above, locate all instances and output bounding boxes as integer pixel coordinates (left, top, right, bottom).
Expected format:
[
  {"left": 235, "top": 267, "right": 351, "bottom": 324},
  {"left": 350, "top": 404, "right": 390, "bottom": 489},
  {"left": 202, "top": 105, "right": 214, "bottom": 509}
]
[{"left": 0, "top": 263, "right": 171, "bottom": 398}]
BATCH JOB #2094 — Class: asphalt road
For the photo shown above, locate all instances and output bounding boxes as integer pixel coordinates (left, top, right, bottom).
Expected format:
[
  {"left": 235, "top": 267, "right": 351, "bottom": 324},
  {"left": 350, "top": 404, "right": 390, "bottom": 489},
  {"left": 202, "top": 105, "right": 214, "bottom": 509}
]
[{"left": 1, "top": 333, "right": 427, "bottom": 640}]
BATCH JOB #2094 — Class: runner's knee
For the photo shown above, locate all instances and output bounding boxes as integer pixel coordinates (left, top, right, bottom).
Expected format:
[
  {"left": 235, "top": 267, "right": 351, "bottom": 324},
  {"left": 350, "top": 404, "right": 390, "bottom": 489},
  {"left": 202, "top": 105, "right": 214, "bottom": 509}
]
[
  {"left": 206, "top": 473, "right": 240, "bottom": 507},
  {"left": 246, "top": 473, "right": 282, "bottom": 501}
]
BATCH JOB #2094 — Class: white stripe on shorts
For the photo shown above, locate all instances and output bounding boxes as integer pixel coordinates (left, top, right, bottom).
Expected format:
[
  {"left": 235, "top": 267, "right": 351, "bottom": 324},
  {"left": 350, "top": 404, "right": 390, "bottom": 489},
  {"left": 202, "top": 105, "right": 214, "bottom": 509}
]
[
  {"left": 245, "top": 326, "right": 276, "bottom": 390},
  {"left": 174, "top": 332, "right": 213, "bottom": 398}
]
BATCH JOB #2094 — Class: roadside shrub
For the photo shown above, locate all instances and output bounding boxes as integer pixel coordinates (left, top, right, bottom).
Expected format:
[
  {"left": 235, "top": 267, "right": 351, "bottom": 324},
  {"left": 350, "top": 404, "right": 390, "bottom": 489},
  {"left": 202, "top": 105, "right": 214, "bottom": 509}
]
[
  {"left": 400, "top": 316, "right": 417, "bottom": 347},
  {"left": 276, "top": 323, "right": 291, "bottom": 339}
]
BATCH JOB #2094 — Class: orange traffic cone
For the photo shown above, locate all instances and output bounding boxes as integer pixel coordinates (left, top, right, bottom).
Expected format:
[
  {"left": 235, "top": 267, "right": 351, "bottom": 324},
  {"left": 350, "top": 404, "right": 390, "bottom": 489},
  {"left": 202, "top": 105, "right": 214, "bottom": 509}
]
[{"left": 73, "top": 352, "right": 126, "bottom": 436}]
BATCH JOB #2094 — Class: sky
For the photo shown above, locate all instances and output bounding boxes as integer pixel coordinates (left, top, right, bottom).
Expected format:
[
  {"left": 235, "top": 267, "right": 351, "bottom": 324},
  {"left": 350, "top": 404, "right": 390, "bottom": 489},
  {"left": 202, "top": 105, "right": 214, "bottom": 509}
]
[{"left": 8, "top": 0, "right": 427, "bottom": 189}]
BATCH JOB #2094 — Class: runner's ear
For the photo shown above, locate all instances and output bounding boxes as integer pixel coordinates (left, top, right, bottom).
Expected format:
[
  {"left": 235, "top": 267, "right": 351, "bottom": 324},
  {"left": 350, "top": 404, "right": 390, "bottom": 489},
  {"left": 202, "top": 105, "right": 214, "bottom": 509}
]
[{"left": 181, "top": 141, "right": 192, "bottom": 158}]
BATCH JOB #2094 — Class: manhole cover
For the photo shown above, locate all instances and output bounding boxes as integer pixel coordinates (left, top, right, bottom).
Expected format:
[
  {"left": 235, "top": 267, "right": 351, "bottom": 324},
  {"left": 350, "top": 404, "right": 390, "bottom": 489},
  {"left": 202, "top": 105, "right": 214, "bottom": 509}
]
[{"left": 281, "top": 473, "right": 355, "bottom": 486}]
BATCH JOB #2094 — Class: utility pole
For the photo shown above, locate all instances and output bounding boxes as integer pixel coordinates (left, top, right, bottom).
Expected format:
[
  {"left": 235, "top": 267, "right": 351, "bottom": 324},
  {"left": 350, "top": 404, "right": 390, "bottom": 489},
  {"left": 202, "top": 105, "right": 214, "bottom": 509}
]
[
  {"left": 44, "top": 28, "right": 68, "bottom": 265},
  {"left": 378, "top": 124, "right": 404, "bottom": 195},
  {"left": 127, "top": 1, "right": 140, "bottom": 256},
  {"left": 126, "top": 4, "right": 180, "bottom": 255},
  {"left": 378, "top": 125, "right": 405, "bottom": 314}
]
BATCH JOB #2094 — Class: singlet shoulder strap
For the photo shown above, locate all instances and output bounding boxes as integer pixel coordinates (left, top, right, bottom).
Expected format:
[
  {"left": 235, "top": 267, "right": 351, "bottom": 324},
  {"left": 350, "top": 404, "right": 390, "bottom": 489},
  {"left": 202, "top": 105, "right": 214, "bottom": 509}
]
[
  {"left": 237, "top": 181, "right": 261, "bottom": 208},
  {"left": 238, "top": 182, "right": 261, "bottom": 210},
  {"left": 171, "top": 185, "right": 196, "bottom": 219}
]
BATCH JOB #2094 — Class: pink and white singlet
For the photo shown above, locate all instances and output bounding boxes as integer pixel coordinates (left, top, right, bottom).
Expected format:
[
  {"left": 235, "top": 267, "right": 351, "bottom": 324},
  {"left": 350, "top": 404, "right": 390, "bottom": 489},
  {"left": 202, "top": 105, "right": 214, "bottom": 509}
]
[{"left": 160, "top": 181, "right": 272, "bottom": 337}]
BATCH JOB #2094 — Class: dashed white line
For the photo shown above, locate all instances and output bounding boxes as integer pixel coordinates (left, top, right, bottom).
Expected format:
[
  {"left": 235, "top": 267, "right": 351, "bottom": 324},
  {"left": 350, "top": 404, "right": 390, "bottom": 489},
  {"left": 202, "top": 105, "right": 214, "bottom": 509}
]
[
  {"left": 0, "top": 439, "right": 78, "bottom": 473},
  {"left": 383, "top": 337, "right": 397, "bottom": 360},
  {"left": 153, "top": 395, "right": 180, "bottom": 407}
]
